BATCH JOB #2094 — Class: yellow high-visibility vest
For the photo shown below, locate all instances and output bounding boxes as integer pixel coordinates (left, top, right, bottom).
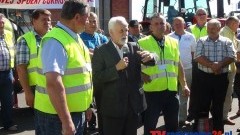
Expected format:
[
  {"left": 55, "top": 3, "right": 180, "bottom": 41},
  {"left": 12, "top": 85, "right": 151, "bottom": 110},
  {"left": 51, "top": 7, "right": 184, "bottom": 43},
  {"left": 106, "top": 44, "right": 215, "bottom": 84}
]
[
  {"left": 34, "top": 27, "right": 93, "bottom": 114},
  {"left": 138, "top": 35, "right": 179, "bottom": 92},
  {"left": 189, "top": 24, "right": 207, "bottom": 41},
  {"left": 18, "top": 32, "right": 38, "bottom": 86}
]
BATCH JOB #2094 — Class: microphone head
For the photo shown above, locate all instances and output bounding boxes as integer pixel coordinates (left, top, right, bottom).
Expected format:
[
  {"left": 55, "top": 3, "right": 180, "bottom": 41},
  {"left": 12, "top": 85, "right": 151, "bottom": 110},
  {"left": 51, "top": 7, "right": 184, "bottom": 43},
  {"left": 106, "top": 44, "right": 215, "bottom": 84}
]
[{"left": 122, "top": 45, "right": 130, "bottom": 57}]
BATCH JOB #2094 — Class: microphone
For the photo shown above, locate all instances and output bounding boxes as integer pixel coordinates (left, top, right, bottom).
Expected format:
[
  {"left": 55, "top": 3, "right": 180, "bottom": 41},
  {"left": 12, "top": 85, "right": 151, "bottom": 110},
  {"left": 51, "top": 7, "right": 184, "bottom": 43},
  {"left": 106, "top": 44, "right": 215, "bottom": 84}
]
[{"left": 122, "top": 45, "right": 130, "bottom": 58}]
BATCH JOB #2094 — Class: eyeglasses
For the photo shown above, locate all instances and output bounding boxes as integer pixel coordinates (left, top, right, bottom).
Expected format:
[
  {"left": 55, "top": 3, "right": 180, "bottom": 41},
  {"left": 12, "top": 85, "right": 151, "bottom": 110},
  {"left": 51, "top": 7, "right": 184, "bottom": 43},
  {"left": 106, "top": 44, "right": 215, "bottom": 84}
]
[{"left": 197, "top": 13, "right": 206, "bottom": 16}]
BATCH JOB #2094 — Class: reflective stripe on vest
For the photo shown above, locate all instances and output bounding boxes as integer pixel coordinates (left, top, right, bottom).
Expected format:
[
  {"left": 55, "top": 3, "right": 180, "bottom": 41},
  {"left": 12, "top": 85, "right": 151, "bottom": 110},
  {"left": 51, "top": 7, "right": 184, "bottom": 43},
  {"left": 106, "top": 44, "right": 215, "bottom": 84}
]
[
  {"left": 30, "top": 53, "right": 38, "bottom": 59},
  {"left": 37, "top": 63, "right": 91, "bottom": 75},
  {"left": 36, "top": 83, "right": 92, "bottom": 94},
  {"left": 138, "top": 35, "right": 179, "bottom": 92},
  {"left": 34, "top": 27, "right": 93, "bottom": 114},
  {"left": 142, "top": 60, "right": 178, "bottom": 70},
  {"left": 150, "top": 72, "right": 177, "bottom": 80},
  {"left": 18, "top": 32, "right": 38, "bottom": 86}
]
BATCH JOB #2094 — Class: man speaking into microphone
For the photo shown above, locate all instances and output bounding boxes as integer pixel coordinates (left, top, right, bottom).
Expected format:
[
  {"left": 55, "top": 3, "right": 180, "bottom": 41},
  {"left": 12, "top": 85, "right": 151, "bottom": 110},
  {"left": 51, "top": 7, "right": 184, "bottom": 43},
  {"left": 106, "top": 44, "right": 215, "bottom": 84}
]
[{"left": 92, "top": 16, "right": 156, "bottom": 135}]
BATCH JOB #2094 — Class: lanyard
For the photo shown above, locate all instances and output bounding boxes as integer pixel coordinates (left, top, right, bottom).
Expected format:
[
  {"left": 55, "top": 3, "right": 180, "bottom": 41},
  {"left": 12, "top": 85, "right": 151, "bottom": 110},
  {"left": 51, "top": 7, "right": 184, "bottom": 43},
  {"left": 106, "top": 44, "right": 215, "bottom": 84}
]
[{"left": 157, "top": 40, "right": 165, "bottom": 64}]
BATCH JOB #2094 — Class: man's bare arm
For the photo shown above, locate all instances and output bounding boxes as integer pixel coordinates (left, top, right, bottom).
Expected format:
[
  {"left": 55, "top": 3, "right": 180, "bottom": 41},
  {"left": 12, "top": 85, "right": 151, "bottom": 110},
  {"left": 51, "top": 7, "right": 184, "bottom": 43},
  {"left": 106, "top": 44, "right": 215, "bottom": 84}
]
[
  {"left": 46, "top": 72, "right": 75, "bottom": 135},
  {"left": 17, "top": 64, "right": 34, "bottom": 108}
]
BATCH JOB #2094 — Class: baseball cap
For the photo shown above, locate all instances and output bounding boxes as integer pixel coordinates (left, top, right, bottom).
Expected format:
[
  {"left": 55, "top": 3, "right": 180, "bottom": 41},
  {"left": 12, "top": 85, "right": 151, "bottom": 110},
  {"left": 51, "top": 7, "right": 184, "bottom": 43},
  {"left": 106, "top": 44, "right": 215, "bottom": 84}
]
[{"left": 129, "top": 20, "right": 139, "bottom": 27}]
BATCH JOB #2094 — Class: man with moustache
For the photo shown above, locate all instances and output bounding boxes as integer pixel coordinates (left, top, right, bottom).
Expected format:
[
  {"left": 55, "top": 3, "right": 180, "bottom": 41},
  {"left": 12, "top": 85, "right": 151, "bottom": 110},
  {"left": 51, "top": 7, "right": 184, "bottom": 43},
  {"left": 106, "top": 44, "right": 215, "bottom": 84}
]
[
  {"left": 186, "top": 8, "right": 208, "bottom": 124},
  {"left": 138, "top": 13, "right": 190, "bottom": 134},
  {"left": 92, "top": 16, "right": 155, "bottom": 135}
]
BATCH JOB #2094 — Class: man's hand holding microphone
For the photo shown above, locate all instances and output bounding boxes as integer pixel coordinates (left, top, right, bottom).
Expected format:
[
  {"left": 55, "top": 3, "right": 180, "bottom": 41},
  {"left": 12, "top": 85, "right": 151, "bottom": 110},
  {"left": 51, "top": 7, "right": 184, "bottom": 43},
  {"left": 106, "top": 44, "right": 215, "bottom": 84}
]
[{"left": 115, "top": 45, "right": 154, "bottom": 71}]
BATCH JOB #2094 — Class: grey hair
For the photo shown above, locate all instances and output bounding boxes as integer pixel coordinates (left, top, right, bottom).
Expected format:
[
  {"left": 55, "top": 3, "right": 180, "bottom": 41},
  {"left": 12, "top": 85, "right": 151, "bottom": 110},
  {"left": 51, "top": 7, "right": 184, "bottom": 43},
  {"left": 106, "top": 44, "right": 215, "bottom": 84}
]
[
  {"left": 207, "top": 19, "right": 221, "bottom": 28},
  {"left": 196, "top": 8, "right": 208, "bottom": 15},
  {"left": 150, "top": 12, "right": 165, "bottom": 22},
  {"left": 226, "top": 16, "right": 239, "bottom": 25},
  {"left": 108, "top": 16, "right": 128, "bottom": 31}
]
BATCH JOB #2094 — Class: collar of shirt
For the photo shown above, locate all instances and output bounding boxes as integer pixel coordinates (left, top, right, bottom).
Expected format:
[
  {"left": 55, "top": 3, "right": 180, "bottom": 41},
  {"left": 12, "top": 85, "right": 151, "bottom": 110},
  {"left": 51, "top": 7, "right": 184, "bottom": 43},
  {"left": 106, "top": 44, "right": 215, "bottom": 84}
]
[
  {"left": 225, "top": 26, "right": 235, "bottom": 35},
  {"left": 0, "top": 33, "right": 4, "bottom": 40},
  {"left": 174, "top": 31, "right": 186, "bottom": 40},
  {"left": 56, "top": 21, "right": 79, "bottom": 42},
  {"left": 196, "top": 23, "right": 207, "bottom": 29},
  {"left": 151, "top": 34, "right": 165, "bottom": 48},
  {"left": 82, "top": 32, "right": 97, "bottom": 38},
  {"left": 112, "top": 40, "right": 127, "bottom": 58},
  {"left": 206, "top": 36, "right": 221, "bottom": 42},
  {"left": 32, "top": 30, "right": 42, "bottom": 46},
  {"left": 128, "top": 34, "right": 139, "bottom": 42}
]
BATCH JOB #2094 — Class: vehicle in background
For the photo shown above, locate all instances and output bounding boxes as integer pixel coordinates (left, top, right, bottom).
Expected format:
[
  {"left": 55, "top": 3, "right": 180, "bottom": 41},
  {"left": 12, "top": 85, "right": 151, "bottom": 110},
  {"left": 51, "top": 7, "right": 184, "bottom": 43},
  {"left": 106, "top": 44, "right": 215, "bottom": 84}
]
[{"left": 141, "top": 0, "right": 229, "bottom": 34}]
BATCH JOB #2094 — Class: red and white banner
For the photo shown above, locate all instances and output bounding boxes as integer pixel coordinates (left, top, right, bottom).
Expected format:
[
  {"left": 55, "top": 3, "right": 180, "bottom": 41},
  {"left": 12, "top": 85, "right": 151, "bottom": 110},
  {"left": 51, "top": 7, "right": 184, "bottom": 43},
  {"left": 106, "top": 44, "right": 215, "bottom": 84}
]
[{"left": 0, "top": 0, "right": 95, "bottom": 9}]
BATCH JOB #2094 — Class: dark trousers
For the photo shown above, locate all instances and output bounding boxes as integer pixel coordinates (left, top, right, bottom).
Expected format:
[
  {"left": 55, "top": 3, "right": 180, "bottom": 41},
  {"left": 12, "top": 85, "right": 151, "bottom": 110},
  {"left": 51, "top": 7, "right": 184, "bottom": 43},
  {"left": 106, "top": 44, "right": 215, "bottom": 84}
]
[
  {"left": 195, "top": 70, "right": 228, "bottom": 133},
  {"left": 95, "top": 89, "right": 103, "bottom": 135},
  {"left": 0, "top": 70, "right": 14, "bottom": 129},
  {"left": 35, "top": 110, "right": 85, "bottom": 135},
  {"left": 144, "top": 90, "right": 179, "bottom": 135},
  {"left": 234, "top": 73, "right": 240, "bottom": 109},
  {"left": 188, "top": 61, "right": 198, "bottom": 120},
  {"left": 102, "top": 105, "right": 138, "bottom": 135}
]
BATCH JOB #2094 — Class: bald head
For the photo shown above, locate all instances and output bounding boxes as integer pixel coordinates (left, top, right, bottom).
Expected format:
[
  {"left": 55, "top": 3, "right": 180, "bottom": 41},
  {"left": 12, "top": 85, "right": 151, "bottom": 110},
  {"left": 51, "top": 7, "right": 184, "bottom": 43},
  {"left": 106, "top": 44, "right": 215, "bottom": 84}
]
[
  {"left": 207, "top": 19, "right": 221, "bottom": 40},
  {"left": 172, "top": 17, "right": 185, "bottom": 35}
]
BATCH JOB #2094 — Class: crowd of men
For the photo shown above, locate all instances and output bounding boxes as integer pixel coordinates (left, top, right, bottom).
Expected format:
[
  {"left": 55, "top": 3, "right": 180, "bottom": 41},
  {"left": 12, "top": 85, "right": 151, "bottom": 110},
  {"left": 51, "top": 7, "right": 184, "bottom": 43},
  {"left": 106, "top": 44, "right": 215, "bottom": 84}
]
[{"left": 1, "top": 0, "right": 240, "bottom": 135}]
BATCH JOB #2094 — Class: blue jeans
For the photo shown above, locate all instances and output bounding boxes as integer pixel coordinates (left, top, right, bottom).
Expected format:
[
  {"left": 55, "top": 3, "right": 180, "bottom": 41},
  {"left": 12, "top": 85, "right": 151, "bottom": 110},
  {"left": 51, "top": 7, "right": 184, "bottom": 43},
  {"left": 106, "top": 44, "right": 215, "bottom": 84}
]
[
  {"left": 144, "top": 90, "right": 179, "bottom": 135},
  {"left": 35, "top": 109, "right": 85, "bottom": 135},
  {"left": 0, "top": 70, "right": 14, "bottom": 129}
]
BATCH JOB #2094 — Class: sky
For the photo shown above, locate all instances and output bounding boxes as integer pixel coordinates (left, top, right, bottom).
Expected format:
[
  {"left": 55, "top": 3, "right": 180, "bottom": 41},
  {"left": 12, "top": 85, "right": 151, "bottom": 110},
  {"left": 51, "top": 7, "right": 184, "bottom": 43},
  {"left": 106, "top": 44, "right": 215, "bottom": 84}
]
[{"left": 131, "top": 0, "right": 240, "bottom": 21}]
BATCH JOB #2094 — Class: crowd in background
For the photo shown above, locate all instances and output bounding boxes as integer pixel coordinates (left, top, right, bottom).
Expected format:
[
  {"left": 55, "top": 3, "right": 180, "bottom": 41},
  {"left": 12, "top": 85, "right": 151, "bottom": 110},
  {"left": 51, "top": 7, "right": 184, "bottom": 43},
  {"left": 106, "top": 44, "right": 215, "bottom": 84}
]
[{"left": 1, "top": 0, "right": 240, "bottom": 135}]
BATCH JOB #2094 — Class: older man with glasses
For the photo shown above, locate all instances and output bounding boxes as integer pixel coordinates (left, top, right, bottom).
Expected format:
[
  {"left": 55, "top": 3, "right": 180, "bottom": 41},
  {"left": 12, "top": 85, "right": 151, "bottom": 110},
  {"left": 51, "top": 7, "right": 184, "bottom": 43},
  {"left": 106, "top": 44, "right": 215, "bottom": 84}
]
[{"left": 186, "top": 8, "right": 208, "bottom": 124}]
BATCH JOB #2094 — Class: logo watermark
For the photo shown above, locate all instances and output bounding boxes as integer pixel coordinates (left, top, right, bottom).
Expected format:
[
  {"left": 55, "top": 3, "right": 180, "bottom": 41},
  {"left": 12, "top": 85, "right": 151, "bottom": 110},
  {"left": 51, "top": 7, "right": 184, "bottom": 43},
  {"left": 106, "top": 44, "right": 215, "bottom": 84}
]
[{"left": 150, "top": 130, "right": 232, "bottom": 135}]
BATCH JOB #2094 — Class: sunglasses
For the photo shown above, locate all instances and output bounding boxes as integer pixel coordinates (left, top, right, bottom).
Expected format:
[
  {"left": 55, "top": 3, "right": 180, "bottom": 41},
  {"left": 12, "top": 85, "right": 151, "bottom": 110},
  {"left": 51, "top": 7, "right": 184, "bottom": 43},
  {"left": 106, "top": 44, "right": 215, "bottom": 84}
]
[{"left": 197, "top": 13, "right": 206, "bottom": 16}]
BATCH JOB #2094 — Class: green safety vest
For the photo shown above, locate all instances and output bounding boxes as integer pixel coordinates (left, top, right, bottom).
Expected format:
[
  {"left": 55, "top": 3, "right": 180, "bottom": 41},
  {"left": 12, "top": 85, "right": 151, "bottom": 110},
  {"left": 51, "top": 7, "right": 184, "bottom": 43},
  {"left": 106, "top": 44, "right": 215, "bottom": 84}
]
[
  {"left": 34, "top": 27, "right": 93, "bottom": 114},
  {"left": 18, "top": 32, "right": 38, "bottom": 86},
  {"left": 138, "top": 35, "right": 179, "bottom": 92},
  {"left": 189, "top": 24, "right": 207, "bottom": 41},
  {"left": 4, "top": 30, "right": 14, "bottom": 68}
]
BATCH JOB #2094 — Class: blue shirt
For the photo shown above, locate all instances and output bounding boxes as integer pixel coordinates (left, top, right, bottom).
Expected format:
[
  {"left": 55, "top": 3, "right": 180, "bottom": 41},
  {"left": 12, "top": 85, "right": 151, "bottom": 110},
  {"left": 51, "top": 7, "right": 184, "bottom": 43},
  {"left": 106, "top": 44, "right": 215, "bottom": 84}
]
[
  {"left": 41, "top": 21, "right": 80, "bottom": 75},
  {"left": 80, "top": 32, "right": 108, "bottom": 49}
]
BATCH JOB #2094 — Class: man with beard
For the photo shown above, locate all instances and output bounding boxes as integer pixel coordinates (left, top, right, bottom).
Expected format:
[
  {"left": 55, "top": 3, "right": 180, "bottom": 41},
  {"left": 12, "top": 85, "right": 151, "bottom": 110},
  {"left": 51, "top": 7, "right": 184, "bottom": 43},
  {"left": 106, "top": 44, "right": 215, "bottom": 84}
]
[{"left": 92, "top": 16, "right": 155, "bottom": 135}]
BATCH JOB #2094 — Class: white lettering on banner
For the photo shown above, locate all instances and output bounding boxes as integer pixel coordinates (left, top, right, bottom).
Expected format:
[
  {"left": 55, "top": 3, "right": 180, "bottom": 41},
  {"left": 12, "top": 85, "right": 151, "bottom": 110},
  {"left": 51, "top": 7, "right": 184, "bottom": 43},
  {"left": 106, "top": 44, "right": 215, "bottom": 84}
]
[{"left": 0, "top": 0, "right": 95, "bottom": 9}]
